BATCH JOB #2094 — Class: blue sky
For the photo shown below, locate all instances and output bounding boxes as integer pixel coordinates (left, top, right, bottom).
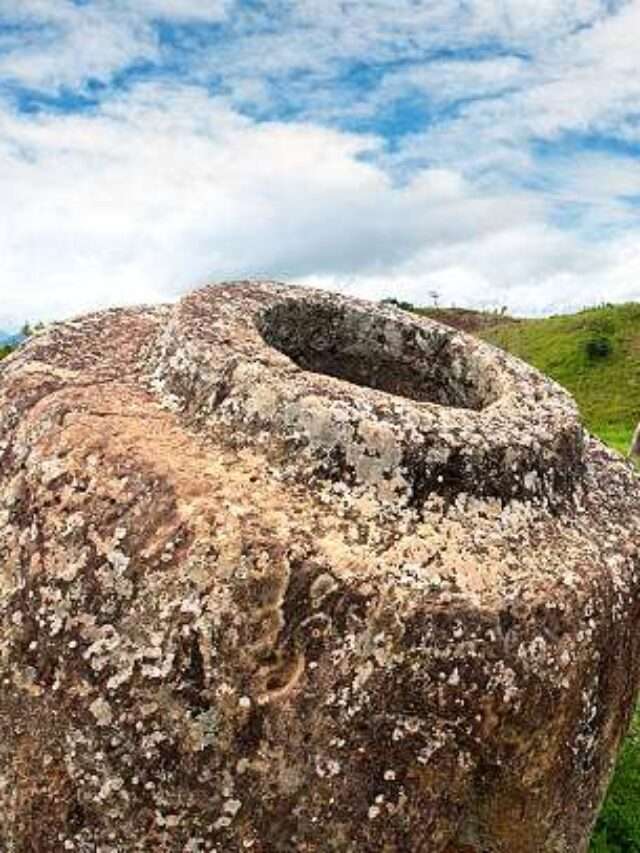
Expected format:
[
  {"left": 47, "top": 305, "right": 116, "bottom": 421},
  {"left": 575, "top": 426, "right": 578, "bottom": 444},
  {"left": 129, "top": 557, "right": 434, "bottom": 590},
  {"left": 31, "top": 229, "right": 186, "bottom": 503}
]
[{"left": 2, "top": 0, "right": 640, "bottom": 327}]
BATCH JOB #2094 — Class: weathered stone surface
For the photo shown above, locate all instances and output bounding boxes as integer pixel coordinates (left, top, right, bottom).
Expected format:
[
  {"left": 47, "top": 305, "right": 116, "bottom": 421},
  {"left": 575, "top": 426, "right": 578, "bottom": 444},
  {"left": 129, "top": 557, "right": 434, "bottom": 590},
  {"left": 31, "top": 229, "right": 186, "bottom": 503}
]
[{"left": 0, "top": 281, "right": 639, "bottom": 852}]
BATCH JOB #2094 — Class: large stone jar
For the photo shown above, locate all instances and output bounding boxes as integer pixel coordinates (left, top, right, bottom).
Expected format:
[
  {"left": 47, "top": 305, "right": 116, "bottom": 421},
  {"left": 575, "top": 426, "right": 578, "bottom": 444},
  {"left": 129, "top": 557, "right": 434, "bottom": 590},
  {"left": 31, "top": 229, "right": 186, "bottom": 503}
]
[{"left": 1, "top": 281, "right": 639, "bottom": 852}]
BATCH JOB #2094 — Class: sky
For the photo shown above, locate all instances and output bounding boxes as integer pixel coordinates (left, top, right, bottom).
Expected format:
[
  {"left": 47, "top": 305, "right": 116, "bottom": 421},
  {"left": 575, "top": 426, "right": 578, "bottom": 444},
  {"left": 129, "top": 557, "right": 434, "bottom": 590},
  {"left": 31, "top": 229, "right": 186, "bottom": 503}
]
[{"left": 2, "top": 0, "right": 640, "bottom": 328}]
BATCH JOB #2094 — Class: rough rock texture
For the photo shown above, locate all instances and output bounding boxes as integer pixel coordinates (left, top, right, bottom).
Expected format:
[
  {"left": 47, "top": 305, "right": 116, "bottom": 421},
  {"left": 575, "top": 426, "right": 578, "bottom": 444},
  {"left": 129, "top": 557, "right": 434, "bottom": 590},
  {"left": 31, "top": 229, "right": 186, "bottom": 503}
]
[{"left": 1, "top": 281, "right": 640, "bottom": 853}]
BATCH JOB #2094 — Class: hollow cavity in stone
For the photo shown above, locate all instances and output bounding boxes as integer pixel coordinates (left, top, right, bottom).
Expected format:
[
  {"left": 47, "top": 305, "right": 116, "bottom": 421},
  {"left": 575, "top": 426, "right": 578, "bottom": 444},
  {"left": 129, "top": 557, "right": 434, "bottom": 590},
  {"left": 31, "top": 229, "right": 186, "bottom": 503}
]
[{"left": 259, "top": 298, "right": 492, "bottom": 410}]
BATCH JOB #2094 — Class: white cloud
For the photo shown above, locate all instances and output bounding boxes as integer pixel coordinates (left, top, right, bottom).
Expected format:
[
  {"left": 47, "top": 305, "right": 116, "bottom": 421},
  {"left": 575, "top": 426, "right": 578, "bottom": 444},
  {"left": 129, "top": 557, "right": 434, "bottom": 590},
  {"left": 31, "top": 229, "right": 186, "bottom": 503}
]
[
  {"left": 308, "top": 226, "right": 640, "bottom": 316},
  {"left": 0, "top": 1, "right": 155, "bottom": 89},
  {"left": 127, "top": 0, "right": 230, "bottom": 19},
  {"left": 2, "top": 82, "right": 640, "bottom": 328},
  {"left": 0, "top": 0, "right": 230, "bottom": 90},
  {"left": 391, "top": 1, "right": 640, "bottom": 172},
  {"left": 2, "top": 2, "right": 640, "bottom": 325}
]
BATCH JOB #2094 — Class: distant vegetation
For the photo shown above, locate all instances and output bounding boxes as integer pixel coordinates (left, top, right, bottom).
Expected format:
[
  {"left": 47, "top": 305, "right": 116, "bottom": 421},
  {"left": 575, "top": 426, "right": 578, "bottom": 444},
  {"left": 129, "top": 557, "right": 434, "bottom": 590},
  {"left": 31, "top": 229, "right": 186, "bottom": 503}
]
[
  {"left": 417, "top": 305, "right": 516, "bottom": 334},
  {"left": 381, "top": 296, "right": 416, "bottom": 312},
  {"left": 0, "top": 320, "right": 42, "bottom": 361},
  {"left": 411, "top": 299, "right": 640, "bottom": 850},
  {"left": 480, "top": 303, "right": 640, "bottom": 455}
]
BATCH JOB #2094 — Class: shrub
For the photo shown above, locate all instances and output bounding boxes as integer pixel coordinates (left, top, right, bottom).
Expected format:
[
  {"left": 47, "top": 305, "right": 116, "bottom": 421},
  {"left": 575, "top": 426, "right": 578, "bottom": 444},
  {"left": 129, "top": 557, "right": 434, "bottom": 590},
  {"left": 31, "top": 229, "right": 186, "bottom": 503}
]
[
  {"left": 381, "top": 297, "right": 415, "bottom": 312},
  {"left": 584, "top": 335, "right": 613, "bottom": 360}
]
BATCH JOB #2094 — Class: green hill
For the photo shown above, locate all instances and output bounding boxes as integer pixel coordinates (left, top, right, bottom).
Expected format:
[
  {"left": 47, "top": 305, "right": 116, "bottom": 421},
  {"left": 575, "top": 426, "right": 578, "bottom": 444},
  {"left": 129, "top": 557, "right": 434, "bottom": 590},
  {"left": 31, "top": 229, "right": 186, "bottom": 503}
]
[
  {"left": 419, "top": 302, "right": 640, "bottom": 456},
  {"left": 480, "top": 303, "right": 640, "bottom": 455}
]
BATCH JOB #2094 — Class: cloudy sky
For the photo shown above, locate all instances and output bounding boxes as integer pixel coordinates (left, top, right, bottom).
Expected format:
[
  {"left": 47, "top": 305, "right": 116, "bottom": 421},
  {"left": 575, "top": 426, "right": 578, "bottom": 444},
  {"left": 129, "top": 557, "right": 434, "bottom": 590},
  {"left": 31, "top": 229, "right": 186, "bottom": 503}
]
[{"left": 1, "top": 0, "right": 640, "bottom": 328}]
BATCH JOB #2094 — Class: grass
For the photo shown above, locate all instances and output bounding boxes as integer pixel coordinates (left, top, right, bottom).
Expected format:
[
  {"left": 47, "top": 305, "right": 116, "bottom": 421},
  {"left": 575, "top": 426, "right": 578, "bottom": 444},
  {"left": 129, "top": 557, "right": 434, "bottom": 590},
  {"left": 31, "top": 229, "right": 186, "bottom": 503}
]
[
  {"left": 478, "top": 302, "right": 640, "bottom": 455},
  {"left": 591, "top": 714, "right": 640, "bottom": 852}
]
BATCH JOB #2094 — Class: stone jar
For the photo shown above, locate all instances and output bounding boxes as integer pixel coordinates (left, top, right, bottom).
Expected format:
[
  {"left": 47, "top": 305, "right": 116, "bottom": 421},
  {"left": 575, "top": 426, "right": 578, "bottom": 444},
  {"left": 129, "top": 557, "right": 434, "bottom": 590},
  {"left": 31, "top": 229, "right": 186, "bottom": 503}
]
[{"left": 1, "top": 281, "right": 639, "bottom": 852}]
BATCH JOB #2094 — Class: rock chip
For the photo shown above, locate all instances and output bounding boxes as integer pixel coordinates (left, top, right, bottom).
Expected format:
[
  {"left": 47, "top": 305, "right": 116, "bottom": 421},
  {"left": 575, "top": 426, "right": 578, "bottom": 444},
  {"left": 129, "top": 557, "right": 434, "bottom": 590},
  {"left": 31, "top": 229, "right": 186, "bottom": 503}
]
[{"left": 1, "top": 281, "right": 640, "bottom": 852}]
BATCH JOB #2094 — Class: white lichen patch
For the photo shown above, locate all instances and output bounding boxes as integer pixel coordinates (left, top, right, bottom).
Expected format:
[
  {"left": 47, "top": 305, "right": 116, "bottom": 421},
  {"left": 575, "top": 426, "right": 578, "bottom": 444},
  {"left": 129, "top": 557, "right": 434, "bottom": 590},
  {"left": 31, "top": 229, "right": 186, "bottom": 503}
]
[{"left": 89, "top": 697, "right": 113, "bottom": 727}]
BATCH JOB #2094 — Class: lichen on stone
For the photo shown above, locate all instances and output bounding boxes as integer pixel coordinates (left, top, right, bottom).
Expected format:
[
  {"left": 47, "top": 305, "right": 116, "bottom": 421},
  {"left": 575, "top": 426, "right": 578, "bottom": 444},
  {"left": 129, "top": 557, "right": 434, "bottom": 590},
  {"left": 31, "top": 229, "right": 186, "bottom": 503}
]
[{"left": 0, "top": 281, "right": 639, "bottom": 851}]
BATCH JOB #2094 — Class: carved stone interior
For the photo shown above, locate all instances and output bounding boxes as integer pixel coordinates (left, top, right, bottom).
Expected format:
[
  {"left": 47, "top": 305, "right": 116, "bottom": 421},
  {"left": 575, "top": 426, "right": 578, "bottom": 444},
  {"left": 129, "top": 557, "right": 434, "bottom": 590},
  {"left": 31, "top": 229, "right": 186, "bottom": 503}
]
[{"left": 259, "top": 299, "right": 491, "bottom": 410}]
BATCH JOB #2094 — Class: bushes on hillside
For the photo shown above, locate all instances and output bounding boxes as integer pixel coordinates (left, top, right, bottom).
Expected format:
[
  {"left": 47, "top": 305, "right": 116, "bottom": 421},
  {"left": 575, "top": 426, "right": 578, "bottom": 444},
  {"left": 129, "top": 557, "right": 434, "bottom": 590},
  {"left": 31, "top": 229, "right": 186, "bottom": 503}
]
[
  {"left": 582, "top": 314, "right": 615, "bottom": 361},
  {"left": 381, "top": 297, "right": 415, "bottom": 311},
  {"left": 584, "top": 335, "right": 613, "bottom": 360}
]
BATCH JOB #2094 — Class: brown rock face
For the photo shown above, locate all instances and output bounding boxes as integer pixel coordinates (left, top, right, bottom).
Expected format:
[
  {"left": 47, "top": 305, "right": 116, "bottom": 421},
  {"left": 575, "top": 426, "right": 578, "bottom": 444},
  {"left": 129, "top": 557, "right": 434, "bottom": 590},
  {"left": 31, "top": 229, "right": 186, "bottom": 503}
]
[{"left": 1, "top": 281, "right": 640, "bottom": 853}]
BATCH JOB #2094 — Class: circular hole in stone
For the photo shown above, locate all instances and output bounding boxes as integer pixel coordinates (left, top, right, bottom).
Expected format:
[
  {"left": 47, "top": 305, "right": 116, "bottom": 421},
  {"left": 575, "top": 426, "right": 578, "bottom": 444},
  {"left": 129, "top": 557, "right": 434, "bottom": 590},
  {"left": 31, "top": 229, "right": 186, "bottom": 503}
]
[{"left": 259, "top": 299, "right": 494, "bottom": 410}]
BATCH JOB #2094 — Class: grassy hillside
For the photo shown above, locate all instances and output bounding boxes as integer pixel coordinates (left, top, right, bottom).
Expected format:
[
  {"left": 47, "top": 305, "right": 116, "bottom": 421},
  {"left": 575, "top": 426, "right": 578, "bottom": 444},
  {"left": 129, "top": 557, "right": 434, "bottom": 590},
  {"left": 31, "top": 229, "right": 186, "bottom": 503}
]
[
  {"left": 481, "top": 303, "right": 640, "bottom": 454},
  {"left": 420, "top": 302, "right": 640, "bottom": 455}
]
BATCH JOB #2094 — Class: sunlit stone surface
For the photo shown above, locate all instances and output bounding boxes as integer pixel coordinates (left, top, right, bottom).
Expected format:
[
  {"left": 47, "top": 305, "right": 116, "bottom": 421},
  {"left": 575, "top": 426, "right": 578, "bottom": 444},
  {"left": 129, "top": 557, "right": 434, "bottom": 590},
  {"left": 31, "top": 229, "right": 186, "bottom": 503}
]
[{"left": 1, "top": 281, "right": 639, "bottom": 852}]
